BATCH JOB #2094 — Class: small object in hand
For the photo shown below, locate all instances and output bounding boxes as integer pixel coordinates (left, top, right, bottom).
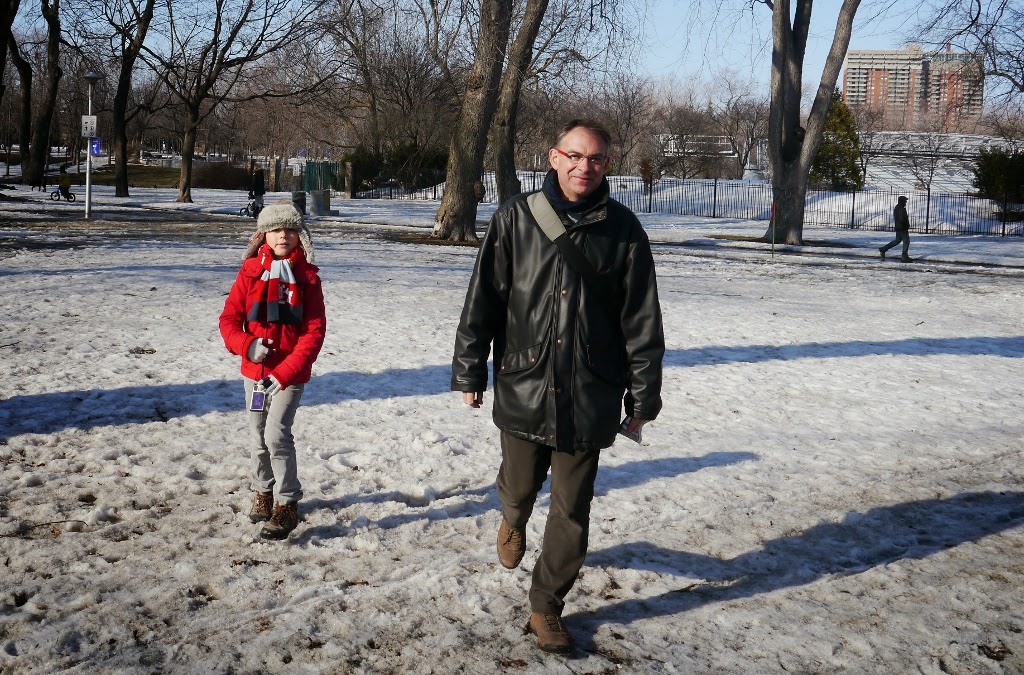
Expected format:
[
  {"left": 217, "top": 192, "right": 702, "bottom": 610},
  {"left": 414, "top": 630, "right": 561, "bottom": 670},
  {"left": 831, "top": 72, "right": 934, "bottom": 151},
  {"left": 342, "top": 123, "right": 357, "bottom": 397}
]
[
  {"left": 262, "top": 376, "right": 282, "bottom": 397},
  {"left": 249, "top": 382, "right": 267, "bottom": 411},
  {"left": 618, "top": 417, "right": 643, "bottom": 444}
]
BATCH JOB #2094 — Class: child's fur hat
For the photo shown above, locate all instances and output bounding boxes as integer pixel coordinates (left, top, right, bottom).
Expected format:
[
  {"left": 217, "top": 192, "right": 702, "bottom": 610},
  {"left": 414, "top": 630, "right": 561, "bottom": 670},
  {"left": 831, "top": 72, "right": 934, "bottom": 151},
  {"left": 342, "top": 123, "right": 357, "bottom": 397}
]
[{"left": 244, "top": 201, "right": 315, "bottom": 263}]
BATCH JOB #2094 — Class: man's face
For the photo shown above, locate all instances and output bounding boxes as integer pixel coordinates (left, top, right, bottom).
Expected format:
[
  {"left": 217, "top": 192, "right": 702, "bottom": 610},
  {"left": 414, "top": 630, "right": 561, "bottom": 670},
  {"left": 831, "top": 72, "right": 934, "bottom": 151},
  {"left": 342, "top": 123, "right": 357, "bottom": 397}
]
[{"left": 548, "top": 127, "right": 610, "bottom": 202}]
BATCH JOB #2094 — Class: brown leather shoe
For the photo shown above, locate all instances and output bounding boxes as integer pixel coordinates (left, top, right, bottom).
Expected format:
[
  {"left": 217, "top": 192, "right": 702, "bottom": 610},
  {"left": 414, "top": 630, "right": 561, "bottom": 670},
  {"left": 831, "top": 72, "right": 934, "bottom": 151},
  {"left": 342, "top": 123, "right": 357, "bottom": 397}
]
[
  {"left": 525, "top": 612, "right": 573, "bottom": 654},
  {"left": 260, "top": 502, "right": 299, "bottom": 540},
  {"left": 249, "top": 492, "right": 273, "bottom": 523},
  {"left": 497, "top": 517, "right": 525, "bottom": 569}
]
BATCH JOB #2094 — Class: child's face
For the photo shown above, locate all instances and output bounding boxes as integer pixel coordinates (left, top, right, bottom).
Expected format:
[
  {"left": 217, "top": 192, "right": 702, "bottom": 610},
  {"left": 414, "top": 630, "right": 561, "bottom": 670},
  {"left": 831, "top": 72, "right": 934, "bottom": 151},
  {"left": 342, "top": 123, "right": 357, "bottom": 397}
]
[{"left": 265, "top": 228, "right": 300, "bottom": 258}]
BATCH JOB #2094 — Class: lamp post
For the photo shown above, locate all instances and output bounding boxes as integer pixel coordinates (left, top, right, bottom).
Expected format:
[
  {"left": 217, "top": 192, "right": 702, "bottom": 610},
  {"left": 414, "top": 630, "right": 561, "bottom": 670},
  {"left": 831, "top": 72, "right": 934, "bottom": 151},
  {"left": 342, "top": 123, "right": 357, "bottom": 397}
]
[{"left": 83, "top": 71, "right": 102, "bottom": 219}]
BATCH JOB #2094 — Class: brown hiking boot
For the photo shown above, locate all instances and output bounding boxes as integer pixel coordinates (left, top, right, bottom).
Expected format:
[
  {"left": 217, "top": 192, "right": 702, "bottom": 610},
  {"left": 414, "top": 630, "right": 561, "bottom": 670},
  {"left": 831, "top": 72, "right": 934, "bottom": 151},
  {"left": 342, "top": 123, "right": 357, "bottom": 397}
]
[
  {"left": 497, "top": 517, "right": 525, "bottom": 569},
  {"left": 260, "top": 502, "right": 299, "bottom": 540},
  {"left": 525, "top": 612, "right": 573, "bottom": 654},
  {"left": 248, "top": 492, "right": 273, "bottom": 523}
]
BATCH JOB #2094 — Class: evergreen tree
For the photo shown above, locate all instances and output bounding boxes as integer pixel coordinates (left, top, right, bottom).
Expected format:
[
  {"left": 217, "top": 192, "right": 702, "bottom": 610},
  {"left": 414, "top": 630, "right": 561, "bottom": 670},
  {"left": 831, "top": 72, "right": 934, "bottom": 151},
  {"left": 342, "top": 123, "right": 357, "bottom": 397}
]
[
  {"left": 809, "top": 89, "right": 864, "bottom": 191},
  {"left": 973, "top": 148, "right": 1024, "bottom": 205}
]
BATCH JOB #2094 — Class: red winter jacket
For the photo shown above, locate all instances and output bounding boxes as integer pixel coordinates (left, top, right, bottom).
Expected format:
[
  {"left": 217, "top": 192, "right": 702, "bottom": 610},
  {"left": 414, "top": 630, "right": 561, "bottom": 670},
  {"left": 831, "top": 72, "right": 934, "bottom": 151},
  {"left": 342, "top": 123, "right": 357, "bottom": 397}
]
[{"left": 219, "top": 250, "right": 326, "bottom": 388}]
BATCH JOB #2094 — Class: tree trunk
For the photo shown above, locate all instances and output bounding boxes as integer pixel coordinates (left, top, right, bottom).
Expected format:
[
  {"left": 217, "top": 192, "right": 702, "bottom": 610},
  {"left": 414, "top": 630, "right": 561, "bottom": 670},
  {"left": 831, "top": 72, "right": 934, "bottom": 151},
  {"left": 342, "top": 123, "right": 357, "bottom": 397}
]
[
  {"left": 492, "top": 102, "right": 521, "bottom": 206},
  {"left": 112, "top": 115, "right": 129, "bottom": 196},
  {"left": 177, "top": 109, "right": 200, "bottom": 203},
  {"left": 27, "top": 0, "right": 62, "bottom": 189},
  {"left": 7, "top": 33, "right": 32, "bottom": 184},
  {"left": 112, "top": 0, "right": 155, "bottom": 198},
  {"left": 762, "top": 0, "right": 861, "bottom": 244},
  {"left": 0, "top": 0, "right": 20, "bottom": 111},
  {"left": 769, "top": 168, "right": 808, "bottom": 243},
  {"left": 492, "top": 0, "right": 548, "bottom": 205},
  {"left": 432, "top": 0, "right": 513, "bottom": 241}
]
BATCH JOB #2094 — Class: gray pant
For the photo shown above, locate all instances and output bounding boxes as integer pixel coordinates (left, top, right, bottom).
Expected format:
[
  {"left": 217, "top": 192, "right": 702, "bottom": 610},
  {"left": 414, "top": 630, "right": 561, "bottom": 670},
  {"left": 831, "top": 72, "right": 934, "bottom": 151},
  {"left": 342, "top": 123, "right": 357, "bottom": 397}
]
[
  {"left": 496, "top": 432, "right": 602, "bottom": 616},
  {"left": 881, "top": 230, "right": 910, "bottom": 258},
  {"left": 244, "top": 377, "right": 304, "bottom": 503}
]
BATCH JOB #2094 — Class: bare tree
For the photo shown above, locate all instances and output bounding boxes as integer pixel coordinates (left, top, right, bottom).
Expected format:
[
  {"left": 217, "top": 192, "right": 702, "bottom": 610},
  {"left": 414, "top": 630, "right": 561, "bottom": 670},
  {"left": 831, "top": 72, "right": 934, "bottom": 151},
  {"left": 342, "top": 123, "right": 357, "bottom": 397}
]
[
  {"left": 6, "top": 20, "right": 32, "bottom": 182},
  {"left": 139, "top": 0, "right": 324, "bottom": 202},
  {"left": 849, "top": 102, "right": 885, "bottom": 184},
  {"left": 601, "top": 71, "right": 656, "bottom": 174},
  {"left": 491, "top": 0, "right": 617, "bottom": 203},
  {"left": 895, "top": 119, "right": 958, "bottom": 192},
  {"left": 915, "top": 0, "right": 1024, "bottom": 95},
  {"left": 507, "top": 81, "right": 573, "bottom": 171},
  {"left": 320, "top": 0, "right": 395, "bottom": 158},
  {"left": 70, "top": 0, "right": 159, "bottom": 197},
  {"left": 709, "top": 72, "right": 769, "bottom": 179},
  {"left": 757, "top": 0, "right": 863, "bottom": 244},
  {"left": 0, "top": 64, "right": 19, "bottom": 175},
  {"left": 988, "top": 100, "right": 1024, "bottom": 150},
  {"left": 431, "top": 0, "right": 513, "bottom": 240},
  {"left": 9, "top": 0, "right": 63, "bottom": 187},
  {"left": 372, "top": 19, "right": 458, "bottom": 149},
  {"left": 0, "top": 1, "right": 22, "bottom": 110},
  {"left": 490, "top": 0, "right": 551, "bottom": 204},
  {"left": 661, "top": 102, "right": 723, "bottom": 179}
]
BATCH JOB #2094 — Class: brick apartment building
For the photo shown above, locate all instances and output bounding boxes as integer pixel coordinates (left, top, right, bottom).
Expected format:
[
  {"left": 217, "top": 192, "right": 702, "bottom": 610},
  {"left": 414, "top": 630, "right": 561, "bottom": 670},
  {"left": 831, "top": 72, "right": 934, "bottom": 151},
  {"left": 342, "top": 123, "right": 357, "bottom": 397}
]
[{"left": 842, "top": 45, "right": 984, "bottom": 132}]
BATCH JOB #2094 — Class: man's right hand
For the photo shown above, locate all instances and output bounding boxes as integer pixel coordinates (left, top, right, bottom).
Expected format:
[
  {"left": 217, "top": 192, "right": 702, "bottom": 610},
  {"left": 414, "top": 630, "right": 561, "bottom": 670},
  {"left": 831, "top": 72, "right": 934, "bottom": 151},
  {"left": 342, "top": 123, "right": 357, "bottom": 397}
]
[{"left": 462, "top": 391, "right": 483, "bottom": 408}]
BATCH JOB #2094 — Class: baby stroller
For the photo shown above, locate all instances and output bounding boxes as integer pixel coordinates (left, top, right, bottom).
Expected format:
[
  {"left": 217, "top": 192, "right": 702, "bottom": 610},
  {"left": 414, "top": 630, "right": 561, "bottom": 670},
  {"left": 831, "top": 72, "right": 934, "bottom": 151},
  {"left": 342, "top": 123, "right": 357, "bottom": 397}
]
[{"left": 239, "top": 197, "right": 262, "bottom": 218}]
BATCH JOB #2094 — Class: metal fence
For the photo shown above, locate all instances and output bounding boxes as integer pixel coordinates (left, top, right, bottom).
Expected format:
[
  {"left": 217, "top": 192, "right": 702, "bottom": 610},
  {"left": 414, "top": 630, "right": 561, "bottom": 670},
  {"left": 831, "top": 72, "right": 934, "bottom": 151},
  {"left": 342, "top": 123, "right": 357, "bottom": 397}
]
[
  {"left": 356, "top": 171, "right": 1023, "bottom": 236},
  {"left": 304, "top": 161, "right": 344, "bottom": 192}
]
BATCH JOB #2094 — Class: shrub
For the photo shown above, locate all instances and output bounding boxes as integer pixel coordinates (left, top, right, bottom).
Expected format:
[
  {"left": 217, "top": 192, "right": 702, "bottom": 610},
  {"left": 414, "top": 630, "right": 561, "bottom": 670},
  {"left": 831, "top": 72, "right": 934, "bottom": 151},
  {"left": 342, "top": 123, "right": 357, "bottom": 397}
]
[
  {"left": 192, "top": 162, "right": 249, "bottom": 190},
  {"left": 974, "top": 148, "right": 1024, "bottom": 205}
]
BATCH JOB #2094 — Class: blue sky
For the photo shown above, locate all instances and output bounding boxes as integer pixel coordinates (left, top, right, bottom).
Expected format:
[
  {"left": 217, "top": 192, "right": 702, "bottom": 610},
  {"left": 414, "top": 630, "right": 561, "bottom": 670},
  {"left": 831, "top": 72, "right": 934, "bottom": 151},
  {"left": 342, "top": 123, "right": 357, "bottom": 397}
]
[{"left": 640, "top": 0, "right": 916, "bottom": 91}]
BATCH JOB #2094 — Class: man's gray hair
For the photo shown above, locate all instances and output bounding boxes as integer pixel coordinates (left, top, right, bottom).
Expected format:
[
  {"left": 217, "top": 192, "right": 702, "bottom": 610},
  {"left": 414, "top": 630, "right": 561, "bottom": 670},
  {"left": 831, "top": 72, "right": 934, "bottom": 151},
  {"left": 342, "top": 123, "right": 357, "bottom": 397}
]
[{"left": 553, "top": 119, "right": 611, "bottom": 149}]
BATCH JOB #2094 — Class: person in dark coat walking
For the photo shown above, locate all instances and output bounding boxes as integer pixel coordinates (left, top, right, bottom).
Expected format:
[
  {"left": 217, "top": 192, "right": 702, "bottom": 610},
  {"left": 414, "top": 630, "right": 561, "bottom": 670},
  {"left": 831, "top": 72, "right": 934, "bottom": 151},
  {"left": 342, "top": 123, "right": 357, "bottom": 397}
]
[
  {"left": 451, "top": 119, "right": 665, "bottom": 655},
  {"left": 880, "top": 195, "right": 912, "bottom": 262},
  {"left": 249, "top": 166, "right": 266, "bottom": 213}
]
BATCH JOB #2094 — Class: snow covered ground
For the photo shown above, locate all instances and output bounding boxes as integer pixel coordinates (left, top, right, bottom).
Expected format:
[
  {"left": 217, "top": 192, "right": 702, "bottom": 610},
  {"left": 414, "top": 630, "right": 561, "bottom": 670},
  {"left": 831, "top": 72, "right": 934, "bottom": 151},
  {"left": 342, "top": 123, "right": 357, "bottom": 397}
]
[{"left": 1, "top": 185, "right": 1023, "bottom": 674}]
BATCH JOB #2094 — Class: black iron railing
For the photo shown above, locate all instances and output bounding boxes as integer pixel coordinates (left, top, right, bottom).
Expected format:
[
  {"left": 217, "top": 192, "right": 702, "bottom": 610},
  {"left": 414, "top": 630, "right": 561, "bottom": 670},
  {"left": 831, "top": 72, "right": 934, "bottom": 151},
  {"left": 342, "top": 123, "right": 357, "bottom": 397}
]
[{"left": 357, "top": 172, "right": 1022, "bottom": 236}]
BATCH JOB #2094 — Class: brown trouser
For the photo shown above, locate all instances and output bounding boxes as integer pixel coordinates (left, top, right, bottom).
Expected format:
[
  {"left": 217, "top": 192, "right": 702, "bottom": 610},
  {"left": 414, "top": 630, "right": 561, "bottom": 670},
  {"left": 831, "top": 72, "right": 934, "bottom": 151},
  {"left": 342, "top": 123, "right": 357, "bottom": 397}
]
[{"left": 497, "top": 431, "right": 602, "bottom": 615}]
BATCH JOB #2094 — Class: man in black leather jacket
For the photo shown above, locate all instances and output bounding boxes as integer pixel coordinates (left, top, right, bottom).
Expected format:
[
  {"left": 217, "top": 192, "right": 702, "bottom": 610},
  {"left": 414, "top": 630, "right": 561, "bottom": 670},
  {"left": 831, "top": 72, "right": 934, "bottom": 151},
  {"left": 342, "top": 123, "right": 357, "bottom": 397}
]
[{"left": 451, "top": 119, "right": 664, "bottom": 654}]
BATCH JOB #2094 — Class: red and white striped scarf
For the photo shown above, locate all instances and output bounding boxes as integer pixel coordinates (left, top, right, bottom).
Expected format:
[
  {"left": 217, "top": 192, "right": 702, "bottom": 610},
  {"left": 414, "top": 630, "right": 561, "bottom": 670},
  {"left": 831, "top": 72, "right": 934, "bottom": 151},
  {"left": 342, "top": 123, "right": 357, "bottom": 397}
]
[{"left": 246, "top": 245, "right": 304, "bottom": 324}]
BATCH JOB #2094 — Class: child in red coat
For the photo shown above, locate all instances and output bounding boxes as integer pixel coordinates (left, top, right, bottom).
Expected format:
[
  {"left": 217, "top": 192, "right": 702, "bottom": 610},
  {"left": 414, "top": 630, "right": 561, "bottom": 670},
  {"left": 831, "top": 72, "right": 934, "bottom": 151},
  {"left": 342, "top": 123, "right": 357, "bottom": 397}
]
[{"left": 219, "top": 201, "right": 326, "bottom": 540}]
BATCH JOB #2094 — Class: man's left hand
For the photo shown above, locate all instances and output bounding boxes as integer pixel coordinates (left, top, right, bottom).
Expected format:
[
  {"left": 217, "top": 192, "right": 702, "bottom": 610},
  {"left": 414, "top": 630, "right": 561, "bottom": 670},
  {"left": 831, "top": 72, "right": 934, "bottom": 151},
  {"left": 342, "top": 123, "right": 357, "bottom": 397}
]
[{"left": 625, "top": 417, "right": 647, "bottom": 434}]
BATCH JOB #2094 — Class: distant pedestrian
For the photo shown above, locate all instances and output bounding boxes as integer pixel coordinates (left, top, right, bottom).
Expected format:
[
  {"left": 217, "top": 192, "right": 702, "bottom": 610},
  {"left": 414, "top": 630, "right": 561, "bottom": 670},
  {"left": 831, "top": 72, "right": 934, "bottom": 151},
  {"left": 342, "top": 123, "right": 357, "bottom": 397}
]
[
  {"left": 219, "top": 202, "right": 326, "bottom": 540},
  {"left": 58, "top": 166, "right": 72, "bottom": 200},
  {"left": 249, "top": 165, "right": 266, "bottom": 213},
  {"left": 880, "top": 196, "right": 912, "bottom": 262}
]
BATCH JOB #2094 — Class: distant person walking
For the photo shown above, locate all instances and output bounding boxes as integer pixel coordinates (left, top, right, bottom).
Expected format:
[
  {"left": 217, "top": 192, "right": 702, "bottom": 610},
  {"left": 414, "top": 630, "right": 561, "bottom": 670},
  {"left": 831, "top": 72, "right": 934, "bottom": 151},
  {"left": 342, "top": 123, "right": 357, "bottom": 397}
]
[
  {"left": 249, "top": 165, "right": 266, "bottom": 213},
  {"left": 880, "top": 195, "right": 912, "bottom": 262}
]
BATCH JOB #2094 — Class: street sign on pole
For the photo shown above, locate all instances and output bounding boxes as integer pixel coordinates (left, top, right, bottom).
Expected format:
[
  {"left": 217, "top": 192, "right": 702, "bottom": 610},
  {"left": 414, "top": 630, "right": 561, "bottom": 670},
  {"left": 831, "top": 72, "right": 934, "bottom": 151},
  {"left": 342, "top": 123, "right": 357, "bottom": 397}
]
[
  {"left": 81, "top": 115, "right": 97, "bottom": 137},
  {"left": 90, "top": 139, "right": 101, "bottom": 156}
]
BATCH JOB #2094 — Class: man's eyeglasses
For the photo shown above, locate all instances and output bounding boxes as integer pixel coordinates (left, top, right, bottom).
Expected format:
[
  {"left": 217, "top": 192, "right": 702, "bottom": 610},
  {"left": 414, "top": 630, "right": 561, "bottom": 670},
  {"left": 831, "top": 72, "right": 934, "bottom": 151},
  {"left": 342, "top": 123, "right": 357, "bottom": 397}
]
[{"left": 554, "top": 148, "right": 608, "bottom": 166}]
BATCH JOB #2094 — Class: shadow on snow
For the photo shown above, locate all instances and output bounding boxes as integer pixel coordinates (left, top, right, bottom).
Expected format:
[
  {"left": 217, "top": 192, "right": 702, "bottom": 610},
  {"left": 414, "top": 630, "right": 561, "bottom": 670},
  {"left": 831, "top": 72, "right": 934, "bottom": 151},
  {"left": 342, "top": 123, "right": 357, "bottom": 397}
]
[
  {"left": 295, "top": 451, "right": 758, "bottom": 542},
  {"left": 6, "top": 334, "right": 1024, "bottom": 441},
  {"left": 665, "top": 335, "right": 1024, "bottom": 367},
  {"left": 571, "top": 490, "right": 1024, "bottom": 645},
  {"left": 0, "top": 365, "right": 453, "bottom": 441}
]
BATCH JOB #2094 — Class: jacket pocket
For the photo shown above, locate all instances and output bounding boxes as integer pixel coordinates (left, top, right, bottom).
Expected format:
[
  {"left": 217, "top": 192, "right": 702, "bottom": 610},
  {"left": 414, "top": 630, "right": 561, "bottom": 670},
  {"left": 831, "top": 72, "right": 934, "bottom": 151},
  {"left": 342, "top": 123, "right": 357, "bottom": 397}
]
[
  {"left": 585, "top": 342, "right": 627, "bottom": 387},
  {"left": 499, "top": 342, "right": 543, "bottom": 375}
]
